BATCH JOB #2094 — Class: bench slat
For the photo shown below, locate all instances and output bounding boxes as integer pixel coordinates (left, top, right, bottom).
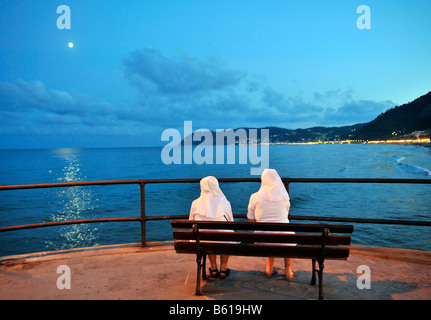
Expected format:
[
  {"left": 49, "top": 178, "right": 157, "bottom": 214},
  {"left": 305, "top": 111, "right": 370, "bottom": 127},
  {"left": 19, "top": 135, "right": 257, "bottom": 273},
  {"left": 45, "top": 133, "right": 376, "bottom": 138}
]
[
  {"left": 174, "top": 241, "right": 350, "bottom": 259},
  {"left": 171, "top": 220, "right": 354, "bottom": 234},
  {"left": 173, "top": 230, "right": 351, "bottom": 245}
]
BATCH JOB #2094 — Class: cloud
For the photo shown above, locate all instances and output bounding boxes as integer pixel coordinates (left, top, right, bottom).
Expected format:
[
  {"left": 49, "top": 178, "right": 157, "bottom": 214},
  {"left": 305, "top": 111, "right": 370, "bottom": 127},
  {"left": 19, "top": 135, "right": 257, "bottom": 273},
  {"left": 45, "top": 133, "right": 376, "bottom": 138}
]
[
  {"left": 123, "top": 48, "right": 244, "bottom": 95},
  {"left": 0, "top": 80, "right": 113, "bottom": 118},
  {"left": 0, "top": 49, "right": 397, "bottom": 148},
  {"left": 0, "top": 79, "right": 119, "bottom": 136},
  {"left": 121, "top": 48, "right": 396, "bottom": 131},
  {"left": 260, "top": 87, "right": 324, "bottom": 120},
  {"left": 122, "top": 48, "right": 254, "bottom": 128},
  {"left": 323, "top": 99, "right": 395, "bottom": 124},
  {"left": 121, "top": 48, "right": 333, "bottom": 129}
]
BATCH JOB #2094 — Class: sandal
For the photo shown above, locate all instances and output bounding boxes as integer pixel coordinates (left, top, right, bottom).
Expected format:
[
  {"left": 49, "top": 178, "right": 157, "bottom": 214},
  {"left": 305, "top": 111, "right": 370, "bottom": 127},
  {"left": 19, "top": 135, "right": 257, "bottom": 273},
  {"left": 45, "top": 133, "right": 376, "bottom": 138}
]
[
  {"left": 209, "top": 268, "right": 219, "bottom": 279},
  {"left": 219, "top": 268, "right": 230, "bottom": 279},
  {"left": 286, "top": 272, "right": 295, "bottom": 281},
  {"left": 265, "top": 268, "right": 274, "bottom": 278}
]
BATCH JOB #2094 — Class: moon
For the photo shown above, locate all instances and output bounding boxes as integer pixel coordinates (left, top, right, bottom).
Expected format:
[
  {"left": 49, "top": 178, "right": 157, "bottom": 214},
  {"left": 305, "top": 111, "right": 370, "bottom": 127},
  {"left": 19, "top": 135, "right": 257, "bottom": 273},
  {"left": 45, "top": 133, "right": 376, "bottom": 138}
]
[{"left": 68, "top": 42, "right": 74, "bottom": 48}]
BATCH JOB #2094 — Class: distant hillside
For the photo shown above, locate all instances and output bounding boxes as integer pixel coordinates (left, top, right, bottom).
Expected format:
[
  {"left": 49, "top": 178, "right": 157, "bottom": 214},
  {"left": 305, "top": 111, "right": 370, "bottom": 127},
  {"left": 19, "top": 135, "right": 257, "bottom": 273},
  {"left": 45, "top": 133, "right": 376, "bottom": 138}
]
[
  {"left": 183, "top": 123, "right": 365, "bottom": 145},
  {"left": 263, "top": 124, "right": 365, "bottom": 143},
  {"left": 182, "top": 91, "right": 431, "bottom": 144},
  {"left": 354, "top": 91, "right": 431, "bottom": 140}
]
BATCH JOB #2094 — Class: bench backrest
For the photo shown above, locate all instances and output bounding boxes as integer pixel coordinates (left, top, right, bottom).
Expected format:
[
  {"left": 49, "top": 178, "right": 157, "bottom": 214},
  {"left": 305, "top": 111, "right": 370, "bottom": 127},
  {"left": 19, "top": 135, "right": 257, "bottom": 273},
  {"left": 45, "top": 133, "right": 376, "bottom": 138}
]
[{"left": 171, "top": 220, "right": 354, "bottom": 259}]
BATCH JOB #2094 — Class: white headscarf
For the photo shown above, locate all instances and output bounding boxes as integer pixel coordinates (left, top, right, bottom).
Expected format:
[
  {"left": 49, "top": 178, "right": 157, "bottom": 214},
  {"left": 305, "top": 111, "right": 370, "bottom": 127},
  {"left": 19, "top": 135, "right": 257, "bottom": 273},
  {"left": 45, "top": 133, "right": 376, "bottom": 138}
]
[
  {"left": 193, "top": 176, "right": 230, "bottom": 219},
  {"left": 257, "top": 169, "right": 290, "bottom": 201}
]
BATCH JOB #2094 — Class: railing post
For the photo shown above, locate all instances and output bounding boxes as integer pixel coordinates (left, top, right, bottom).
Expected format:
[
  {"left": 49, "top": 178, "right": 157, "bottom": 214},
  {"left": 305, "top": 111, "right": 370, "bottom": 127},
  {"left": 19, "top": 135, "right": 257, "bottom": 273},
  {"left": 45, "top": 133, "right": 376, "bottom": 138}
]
[
  {"left": 283, "top": 179, "right": 290, "bottom": 195},
  {"left": 140, "top": 182, "right": 146, "bottom": 247}
]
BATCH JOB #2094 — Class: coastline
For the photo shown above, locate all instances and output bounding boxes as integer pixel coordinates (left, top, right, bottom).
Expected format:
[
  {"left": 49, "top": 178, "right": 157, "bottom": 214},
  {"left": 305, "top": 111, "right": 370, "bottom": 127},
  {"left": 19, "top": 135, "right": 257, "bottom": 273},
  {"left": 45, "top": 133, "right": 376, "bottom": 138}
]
[{"left": 266, "top": 138, "right": 431, "bottom": 146}]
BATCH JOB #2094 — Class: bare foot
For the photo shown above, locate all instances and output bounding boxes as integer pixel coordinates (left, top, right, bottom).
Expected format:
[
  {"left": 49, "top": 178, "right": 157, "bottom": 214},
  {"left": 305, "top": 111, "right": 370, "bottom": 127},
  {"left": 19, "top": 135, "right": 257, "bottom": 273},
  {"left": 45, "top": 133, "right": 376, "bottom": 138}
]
[
  {"left": 265, "top": 266, "right": 274, "bottom": 277},
  {"left": 286, "top": 271, "right": 295, "bottom": 281}
]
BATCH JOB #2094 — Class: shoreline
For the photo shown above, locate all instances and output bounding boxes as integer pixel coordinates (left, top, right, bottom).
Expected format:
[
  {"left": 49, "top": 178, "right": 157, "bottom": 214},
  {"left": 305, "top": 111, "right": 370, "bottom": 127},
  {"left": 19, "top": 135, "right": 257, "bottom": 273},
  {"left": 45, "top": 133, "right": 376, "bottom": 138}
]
[
  {"left": 0, "top": 140, "right": 430, "bottom": 151},
  {"left": 267, "top": 138, "right": 431, "bottom": 146}
]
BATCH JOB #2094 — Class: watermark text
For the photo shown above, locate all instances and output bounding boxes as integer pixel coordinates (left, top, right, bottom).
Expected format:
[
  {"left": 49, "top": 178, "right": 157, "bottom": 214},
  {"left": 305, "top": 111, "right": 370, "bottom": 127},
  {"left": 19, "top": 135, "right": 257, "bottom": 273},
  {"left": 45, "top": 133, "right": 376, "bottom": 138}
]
[
  {"left": 56, "top": 265, "right": 71, "bottom": 289},
  {"left": 357, "top": 5, "right": 371, "bottom": 29},
  {"left": 356, "top": 265, "right": 371, "bottom": 289},
  {"left": 161, "top": 121, "right": 269, "bottom": 176}
]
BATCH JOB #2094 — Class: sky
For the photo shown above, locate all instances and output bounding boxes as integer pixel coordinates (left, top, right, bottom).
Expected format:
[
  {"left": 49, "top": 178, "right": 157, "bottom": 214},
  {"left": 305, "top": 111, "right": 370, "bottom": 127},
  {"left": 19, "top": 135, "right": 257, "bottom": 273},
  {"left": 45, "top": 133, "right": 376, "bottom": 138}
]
[{"left": 0, "top": 0, "right": 430, "bottom": 149}]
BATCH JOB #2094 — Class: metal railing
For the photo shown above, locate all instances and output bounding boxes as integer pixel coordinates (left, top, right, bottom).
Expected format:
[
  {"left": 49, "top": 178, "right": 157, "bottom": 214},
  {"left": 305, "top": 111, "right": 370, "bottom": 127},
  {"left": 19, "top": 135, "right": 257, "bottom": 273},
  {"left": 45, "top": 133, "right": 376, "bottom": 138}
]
[{"left": 1, "top": 178, "right": 430, "bottom": 248}]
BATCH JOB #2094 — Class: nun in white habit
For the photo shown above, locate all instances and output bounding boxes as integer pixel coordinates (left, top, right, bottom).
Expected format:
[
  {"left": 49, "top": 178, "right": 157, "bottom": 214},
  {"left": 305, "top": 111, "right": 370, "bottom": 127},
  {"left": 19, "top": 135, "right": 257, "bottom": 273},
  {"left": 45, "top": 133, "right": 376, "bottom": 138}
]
[
  {"left": 189, "top": 176, "right": 234, "bottom": 279},
  {"left": 247, "top": 169, "right": 295, "bottom": 280}
]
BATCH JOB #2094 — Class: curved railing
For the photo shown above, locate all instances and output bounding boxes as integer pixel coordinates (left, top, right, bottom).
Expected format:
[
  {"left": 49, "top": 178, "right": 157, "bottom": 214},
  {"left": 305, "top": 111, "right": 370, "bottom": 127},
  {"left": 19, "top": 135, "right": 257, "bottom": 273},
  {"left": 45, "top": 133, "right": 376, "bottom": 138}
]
[{"left": 1, "top": 178, "right": 430, "bottom": 248}]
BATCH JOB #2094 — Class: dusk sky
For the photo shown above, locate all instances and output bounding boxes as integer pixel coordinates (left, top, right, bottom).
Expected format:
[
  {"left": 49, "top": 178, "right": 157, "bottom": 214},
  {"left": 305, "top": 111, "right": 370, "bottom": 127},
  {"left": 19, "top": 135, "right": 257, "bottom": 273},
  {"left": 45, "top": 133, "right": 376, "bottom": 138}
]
[{"left": 1, "top": 1, "right": 430, "bottom": 149}]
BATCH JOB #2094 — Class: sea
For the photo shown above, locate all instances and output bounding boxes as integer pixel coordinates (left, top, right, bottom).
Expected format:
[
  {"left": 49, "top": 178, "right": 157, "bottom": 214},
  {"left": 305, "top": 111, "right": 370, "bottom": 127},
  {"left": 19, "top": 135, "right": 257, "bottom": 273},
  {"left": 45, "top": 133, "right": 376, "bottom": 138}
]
[{"left": 0, "top": 143, "right": 430, "bottom": 257}]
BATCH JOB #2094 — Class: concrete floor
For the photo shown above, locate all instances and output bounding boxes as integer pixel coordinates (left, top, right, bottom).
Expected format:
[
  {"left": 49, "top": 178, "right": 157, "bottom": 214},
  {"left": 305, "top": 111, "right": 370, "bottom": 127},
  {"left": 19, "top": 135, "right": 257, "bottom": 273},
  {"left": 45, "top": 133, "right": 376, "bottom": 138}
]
[{"left": 1, "top": 242, "right": 430, "bottom": 300}]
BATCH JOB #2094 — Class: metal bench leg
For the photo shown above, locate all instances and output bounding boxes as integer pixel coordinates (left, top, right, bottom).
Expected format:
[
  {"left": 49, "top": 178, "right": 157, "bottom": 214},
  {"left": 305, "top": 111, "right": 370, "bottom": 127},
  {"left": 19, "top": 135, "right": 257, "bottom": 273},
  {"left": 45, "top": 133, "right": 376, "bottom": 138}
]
[
  {"left": 202, "top": 254, "right": 207, "bottom": 280},
  {"left": 317, "top": 259, "right": 325, "bottom": 300},
  {"left": 195, "top": 254, "right": 203, "bottom": 295},
  {"left": 311, "top": 259, "right": 317, "bottom": 285},
  {"left": 311, "top": 258, "right": 325, "bottom": 299}
]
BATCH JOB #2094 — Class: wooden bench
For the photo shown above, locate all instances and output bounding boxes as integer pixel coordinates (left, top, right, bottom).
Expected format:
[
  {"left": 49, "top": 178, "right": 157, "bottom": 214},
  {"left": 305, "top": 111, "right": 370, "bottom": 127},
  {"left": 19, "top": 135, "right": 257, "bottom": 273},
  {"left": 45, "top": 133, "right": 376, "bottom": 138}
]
[{"left": 171, "top": 220, "right": 354, "bottom": 300}]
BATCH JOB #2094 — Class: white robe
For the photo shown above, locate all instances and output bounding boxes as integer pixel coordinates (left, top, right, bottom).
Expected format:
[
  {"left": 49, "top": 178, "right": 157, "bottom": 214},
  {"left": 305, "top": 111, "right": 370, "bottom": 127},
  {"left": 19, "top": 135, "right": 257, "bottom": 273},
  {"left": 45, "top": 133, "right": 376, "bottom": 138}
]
[
  {"left": 189, "top": 176, "right": 233, "bottom": 222},
  {"left": 247, "top": 169, "right": 294, "bottom": 246}
]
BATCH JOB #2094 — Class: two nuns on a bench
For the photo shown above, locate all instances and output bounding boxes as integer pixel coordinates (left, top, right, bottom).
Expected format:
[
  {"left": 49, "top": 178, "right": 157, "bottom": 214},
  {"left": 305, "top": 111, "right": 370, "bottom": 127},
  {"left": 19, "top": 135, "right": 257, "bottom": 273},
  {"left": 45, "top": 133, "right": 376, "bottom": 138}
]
[{"left": 188, "top": 169, "right": 295, "bottom": 281}]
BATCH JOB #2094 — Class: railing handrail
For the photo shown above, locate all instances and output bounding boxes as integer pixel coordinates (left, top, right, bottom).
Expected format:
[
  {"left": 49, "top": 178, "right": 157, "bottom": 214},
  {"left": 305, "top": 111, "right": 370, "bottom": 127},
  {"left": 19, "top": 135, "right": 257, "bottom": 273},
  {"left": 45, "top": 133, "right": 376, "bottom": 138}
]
[
  {"left": 1, "top": 178, "right": 430, "bottom": 249},
  {"left": 1, "top": 177, "right": 431, "bottom": 191}
]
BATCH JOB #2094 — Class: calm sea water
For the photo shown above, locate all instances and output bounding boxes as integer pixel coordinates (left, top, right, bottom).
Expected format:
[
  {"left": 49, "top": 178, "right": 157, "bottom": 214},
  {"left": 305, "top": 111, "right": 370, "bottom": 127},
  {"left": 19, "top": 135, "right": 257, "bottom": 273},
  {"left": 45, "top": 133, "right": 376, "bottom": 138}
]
[{"left": 0, "top": 144, "right": 430, "bottom": 257}]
